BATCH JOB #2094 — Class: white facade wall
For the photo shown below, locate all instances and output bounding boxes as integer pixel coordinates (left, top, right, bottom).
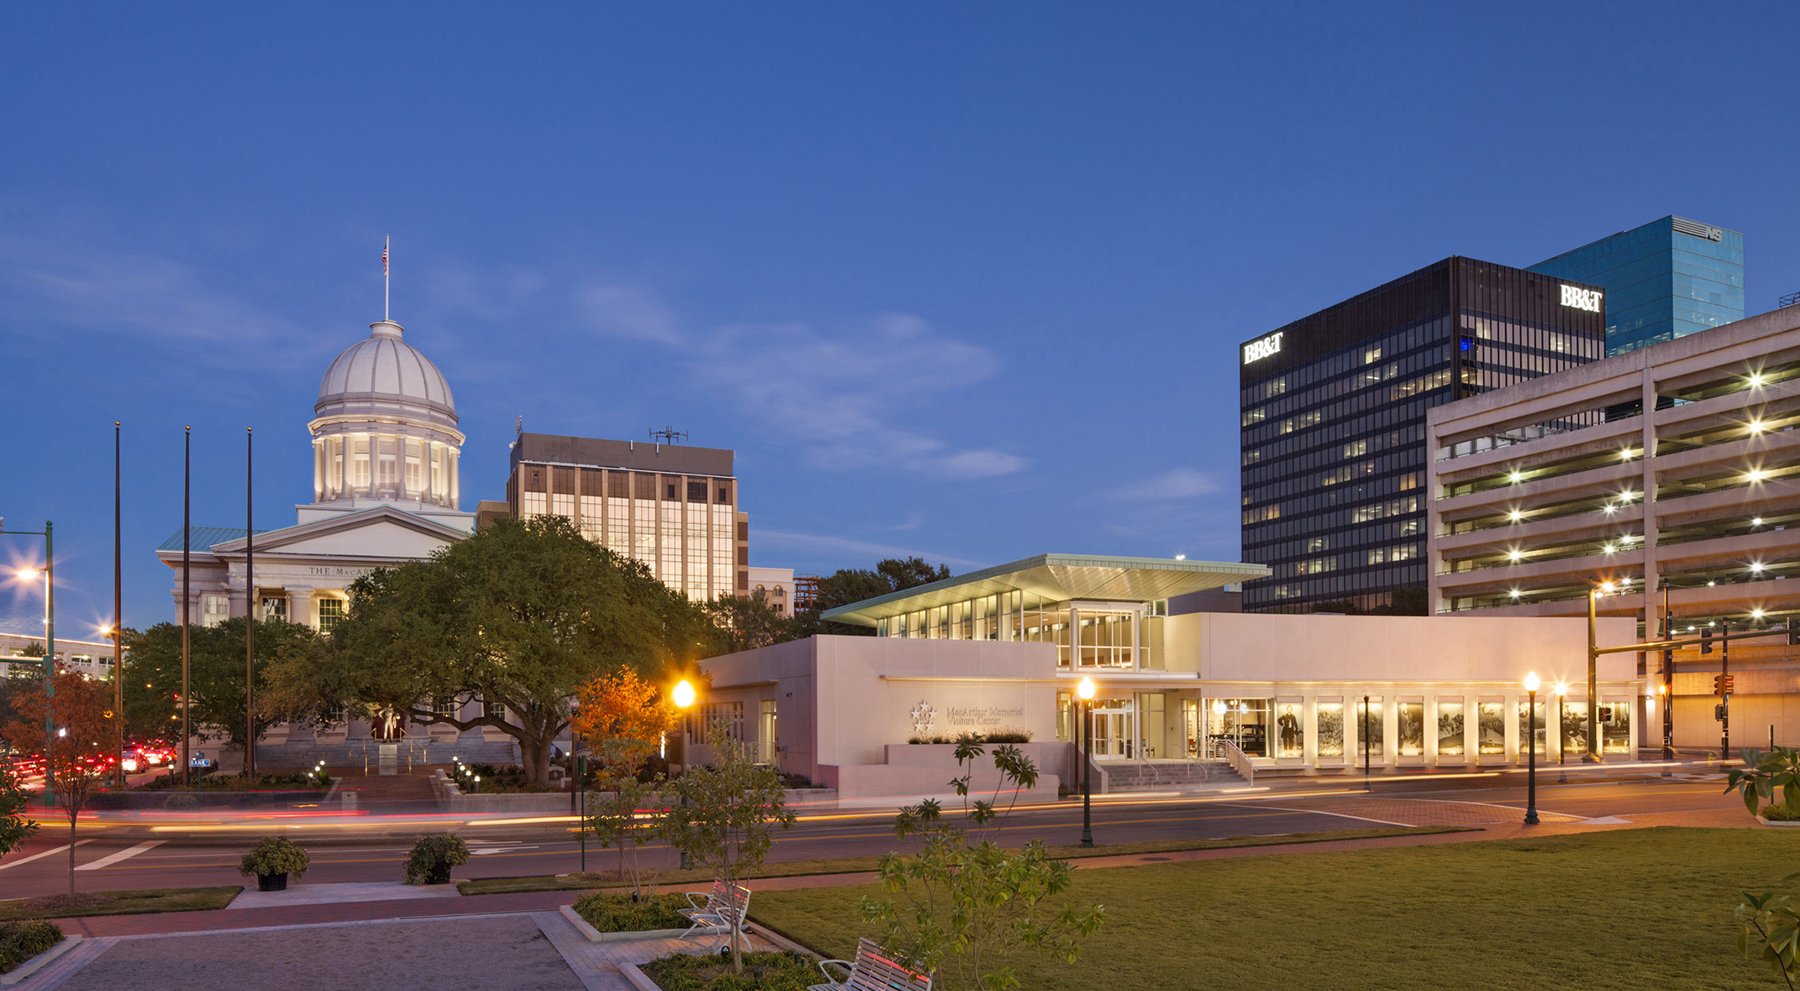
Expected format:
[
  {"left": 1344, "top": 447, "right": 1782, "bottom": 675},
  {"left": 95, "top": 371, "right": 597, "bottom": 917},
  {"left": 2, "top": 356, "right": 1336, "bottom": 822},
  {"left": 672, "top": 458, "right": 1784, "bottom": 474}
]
[{"left": 698, "top": 613, "right": 1645, "bottom": 802}]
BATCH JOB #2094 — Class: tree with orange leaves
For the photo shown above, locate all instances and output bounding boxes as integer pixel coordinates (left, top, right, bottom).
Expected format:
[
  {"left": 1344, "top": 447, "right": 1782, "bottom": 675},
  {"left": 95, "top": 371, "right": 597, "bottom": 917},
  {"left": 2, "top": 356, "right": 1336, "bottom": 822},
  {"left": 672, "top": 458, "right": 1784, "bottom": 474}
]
[
  {"left": 5, "top": 670, "right": 120, "bottom": 893},
  {"left": 570, "top": 668, "right": 678, "bottom": 776}
]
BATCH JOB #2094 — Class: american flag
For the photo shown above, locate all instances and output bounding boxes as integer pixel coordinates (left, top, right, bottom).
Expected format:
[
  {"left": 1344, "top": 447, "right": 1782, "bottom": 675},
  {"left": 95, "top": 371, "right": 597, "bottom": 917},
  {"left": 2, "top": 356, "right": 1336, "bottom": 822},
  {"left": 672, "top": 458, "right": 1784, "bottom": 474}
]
[{"left": 381, "top": 240, "right": 389, "bottom": 277}]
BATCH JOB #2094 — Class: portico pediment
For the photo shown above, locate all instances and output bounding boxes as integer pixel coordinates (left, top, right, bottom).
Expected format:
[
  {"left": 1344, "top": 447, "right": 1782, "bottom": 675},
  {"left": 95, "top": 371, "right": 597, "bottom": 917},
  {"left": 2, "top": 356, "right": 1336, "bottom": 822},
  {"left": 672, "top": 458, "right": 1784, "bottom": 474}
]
[{"left": 206, "top": 506, "right": 467, "bottom": 564}]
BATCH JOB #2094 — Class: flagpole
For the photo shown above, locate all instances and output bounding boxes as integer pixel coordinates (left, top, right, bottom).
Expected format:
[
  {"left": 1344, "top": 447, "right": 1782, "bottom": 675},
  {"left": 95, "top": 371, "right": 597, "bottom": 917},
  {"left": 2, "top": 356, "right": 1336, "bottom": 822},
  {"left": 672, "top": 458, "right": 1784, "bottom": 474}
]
[
  {"left": 113, "top": 421, "right": 123, "bottom": 788},
  {"left": 245, "top": 425, "right": 255, "bottom": 780},
  {"left": 181, "top": 425, "right": 191, "bottom": 787},
  {"left": 383, "top": 235, "right": 391, "bottom": 322}
]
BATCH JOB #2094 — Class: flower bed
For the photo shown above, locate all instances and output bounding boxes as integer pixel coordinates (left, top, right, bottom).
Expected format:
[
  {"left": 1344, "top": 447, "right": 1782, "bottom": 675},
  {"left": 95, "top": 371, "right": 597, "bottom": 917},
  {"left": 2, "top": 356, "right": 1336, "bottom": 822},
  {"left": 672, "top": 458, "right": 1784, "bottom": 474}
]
[
  {"left": 0, "top": 921, "right": 63, "bottom": 974},
  {"left": 638, "top": 950, "right": 817, "bottom": 991},
  {"left": 571, "top": 892, "right": 690, "bottom": 936}
]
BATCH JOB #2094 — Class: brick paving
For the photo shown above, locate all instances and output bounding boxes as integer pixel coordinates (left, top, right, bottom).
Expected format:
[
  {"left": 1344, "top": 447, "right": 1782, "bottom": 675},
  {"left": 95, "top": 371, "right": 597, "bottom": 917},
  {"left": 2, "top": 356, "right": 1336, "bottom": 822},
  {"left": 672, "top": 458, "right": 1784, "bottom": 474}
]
[{"left": 24, "top": 909, "right": 773, "bottom": 991}]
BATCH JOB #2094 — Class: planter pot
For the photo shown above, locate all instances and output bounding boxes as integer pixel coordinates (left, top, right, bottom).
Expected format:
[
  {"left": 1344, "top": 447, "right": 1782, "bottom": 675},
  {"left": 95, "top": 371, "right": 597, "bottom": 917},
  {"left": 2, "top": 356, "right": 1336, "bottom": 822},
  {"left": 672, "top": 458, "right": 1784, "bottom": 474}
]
[
  {"left": 1755, "top": 815, "right": 1800, "bottom": 827},
  {"left": 257, "top": 872, "right": 289, "bottom": 891}
]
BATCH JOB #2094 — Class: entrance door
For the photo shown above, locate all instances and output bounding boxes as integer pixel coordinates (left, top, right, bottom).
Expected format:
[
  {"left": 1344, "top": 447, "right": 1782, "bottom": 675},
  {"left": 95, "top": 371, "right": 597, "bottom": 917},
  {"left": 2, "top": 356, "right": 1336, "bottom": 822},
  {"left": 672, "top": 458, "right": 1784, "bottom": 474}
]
[
  {"left": 1089, "top": 701, "right": 1136, "bottom": 759},
  {"left": 1181, "top": 698, "right": 1202, "bottom": 758}
]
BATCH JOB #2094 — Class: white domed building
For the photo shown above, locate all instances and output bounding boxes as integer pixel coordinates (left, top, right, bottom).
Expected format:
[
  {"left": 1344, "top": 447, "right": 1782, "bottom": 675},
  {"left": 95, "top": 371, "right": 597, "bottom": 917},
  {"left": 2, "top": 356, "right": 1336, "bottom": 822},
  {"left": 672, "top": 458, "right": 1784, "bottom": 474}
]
[{"left": 157, "top": 316, "right": 513, "bottom": 765}]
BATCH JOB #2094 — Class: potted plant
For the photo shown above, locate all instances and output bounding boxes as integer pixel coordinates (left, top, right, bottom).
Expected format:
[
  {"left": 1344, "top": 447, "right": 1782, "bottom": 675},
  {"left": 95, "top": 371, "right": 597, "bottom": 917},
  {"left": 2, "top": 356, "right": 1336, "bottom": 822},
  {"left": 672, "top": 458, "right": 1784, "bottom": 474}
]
[
  {"left": 405, "top": 833, "right": 470, "bottom": 885},
  {"left": 1725, "top": 747, "right": 1800, "bottom": 825},
  {"left": 239, "top": 836, "right": 309, "bottom": 891}
]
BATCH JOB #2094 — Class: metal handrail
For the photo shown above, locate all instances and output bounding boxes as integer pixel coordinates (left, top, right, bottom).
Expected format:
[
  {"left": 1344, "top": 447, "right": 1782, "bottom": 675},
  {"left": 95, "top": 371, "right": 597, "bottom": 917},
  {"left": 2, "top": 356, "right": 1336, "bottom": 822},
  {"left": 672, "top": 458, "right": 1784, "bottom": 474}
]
[{"left": 1215, "top": 738, "right": 1256, "bottom": 785}]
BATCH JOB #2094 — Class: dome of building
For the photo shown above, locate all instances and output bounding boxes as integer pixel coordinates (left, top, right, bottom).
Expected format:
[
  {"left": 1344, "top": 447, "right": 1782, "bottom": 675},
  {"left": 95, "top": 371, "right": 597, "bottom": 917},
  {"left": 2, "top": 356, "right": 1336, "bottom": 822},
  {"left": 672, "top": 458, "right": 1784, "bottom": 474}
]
[
  {"left": 307, "top": 319, "right": 466, "bottom": 514},
  {"left": 316, "top": 320, "right": 456, "bottom": 418}
]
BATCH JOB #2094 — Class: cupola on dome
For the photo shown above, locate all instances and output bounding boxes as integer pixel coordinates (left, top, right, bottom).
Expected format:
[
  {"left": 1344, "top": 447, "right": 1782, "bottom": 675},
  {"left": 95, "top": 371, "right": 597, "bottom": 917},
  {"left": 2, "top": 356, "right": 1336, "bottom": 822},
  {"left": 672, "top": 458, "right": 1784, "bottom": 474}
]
[{"left": 316, "top": 320, "right": 456, "bottom": 418}]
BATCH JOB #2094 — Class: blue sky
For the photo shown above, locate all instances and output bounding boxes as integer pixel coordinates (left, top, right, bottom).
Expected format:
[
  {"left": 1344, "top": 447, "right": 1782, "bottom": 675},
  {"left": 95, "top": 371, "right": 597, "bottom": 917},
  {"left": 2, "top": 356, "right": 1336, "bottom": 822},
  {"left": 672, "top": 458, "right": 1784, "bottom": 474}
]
[{"left": 2, "top": 3, "right": 1797, "bottom": 633}]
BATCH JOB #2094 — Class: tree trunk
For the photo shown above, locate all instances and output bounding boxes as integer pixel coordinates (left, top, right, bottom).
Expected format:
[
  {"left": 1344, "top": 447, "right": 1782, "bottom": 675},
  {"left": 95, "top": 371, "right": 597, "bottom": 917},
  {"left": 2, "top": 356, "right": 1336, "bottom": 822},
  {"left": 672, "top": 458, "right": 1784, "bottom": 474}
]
[
  {"left": 67, "top": 809, "right": 77, "bottom": 895},
  {"left": 521, "top": 735, "right": 553, "bottom": 788}
]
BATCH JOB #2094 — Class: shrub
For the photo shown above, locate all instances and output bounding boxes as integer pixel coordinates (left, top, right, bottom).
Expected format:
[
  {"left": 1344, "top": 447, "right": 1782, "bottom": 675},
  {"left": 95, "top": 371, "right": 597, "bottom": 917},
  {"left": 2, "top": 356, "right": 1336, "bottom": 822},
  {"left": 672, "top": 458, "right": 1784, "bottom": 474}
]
[
  {"left": 238, "top": 836, "right": 309, "bottom": 878},
  {"left": 405, "top": 833, "right": 470, "bottom": 884},
  {"left": 1764, "top": 805, "right": 1800, "bottom": 822},
  {"left": 0, "top": 920, "right": 63, "bottom": 974},
  {"left": 639, "top": 950, "right": 816, "bottom": 991},
  {"left": 571, "top": 892, "right": 689, "bottom": 933},
  {"left": 983, "top": 729, "right": 1033, "bottom": 744},
  {"left": 1726, "top": 747, "right": 1800, "bottom": 818}
]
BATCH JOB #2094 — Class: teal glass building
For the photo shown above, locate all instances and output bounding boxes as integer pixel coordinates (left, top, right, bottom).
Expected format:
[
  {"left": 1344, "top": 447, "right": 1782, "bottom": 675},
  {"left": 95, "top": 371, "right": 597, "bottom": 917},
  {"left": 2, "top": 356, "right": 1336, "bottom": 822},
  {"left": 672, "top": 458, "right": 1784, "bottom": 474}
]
[{"left": 1529, "top": 215, "right": 1744, "bottom": 355}]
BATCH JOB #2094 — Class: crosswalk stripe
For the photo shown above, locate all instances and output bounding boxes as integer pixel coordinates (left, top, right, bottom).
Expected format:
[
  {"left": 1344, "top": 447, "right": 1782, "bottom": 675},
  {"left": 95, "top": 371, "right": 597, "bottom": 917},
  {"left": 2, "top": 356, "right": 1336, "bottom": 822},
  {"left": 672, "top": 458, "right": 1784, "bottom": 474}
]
[
  {"left": 75, "top": 840, "right": 165, "bottom": 871},
  {"left": 0, "top": 839, "right": 93, "bottom": 871}
]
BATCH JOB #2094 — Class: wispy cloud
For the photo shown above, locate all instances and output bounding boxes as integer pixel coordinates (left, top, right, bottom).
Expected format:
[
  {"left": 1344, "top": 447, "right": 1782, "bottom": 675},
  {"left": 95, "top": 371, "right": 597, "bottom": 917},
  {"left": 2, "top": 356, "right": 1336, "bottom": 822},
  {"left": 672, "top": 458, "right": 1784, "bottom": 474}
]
[
  {"left": 754, "top": 528, "right": 985, "bottom": 570},
  {"left": 567, "top": 285, "right": 1029, "bottom": 480},
  {"left": 1108, "top": 467, "right": 1221, "bottom": 502},
  {"left": 0, "top": 206, "right": 334, "bottom": 380}
]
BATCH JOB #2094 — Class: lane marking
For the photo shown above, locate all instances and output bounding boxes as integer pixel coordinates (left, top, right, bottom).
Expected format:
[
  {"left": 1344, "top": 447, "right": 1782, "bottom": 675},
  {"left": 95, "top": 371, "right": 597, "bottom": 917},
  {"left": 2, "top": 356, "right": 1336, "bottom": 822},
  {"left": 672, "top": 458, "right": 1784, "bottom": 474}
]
[
  {"left": 76, "top": 840, "right": 165, "bottom": 871},
  {"left": 1227, "top": 803, "right": 1414, "bottom": 828},
  {"left": 0, "top": 840, "right": 94, "bottom": 871}
]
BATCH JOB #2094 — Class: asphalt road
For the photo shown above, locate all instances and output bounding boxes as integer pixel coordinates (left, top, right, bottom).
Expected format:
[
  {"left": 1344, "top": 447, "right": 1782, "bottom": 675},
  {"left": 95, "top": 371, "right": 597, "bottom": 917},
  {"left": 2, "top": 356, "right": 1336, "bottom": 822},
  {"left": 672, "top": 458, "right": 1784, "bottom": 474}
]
[{"left": 0, "top": 774, "right": 1741, "bottom": 901}]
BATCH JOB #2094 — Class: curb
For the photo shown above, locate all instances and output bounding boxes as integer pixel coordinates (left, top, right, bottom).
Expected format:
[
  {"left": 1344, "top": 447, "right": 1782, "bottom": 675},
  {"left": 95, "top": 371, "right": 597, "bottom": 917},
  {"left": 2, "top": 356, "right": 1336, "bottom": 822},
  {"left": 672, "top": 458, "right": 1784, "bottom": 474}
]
[{"left": 0, "top": 934, "right": 83, "bottom": 987}]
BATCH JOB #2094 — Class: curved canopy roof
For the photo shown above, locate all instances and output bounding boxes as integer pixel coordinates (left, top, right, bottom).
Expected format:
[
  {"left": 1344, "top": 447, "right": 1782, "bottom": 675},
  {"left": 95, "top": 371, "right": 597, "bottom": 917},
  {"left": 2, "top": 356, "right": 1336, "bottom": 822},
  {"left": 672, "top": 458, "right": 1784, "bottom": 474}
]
[{"left": 820, "top": 553, "right": 1271, "bottom": 627}]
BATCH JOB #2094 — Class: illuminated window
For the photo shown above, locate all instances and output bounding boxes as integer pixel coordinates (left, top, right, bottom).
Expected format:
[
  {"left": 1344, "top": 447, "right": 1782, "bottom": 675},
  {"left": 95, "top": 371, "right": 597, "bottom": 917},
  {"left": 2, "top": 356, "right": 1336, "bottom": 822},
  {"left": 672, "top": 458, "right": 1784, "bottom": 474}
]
[{"left": 318, "top": 597, "right": 346, "bottom": 633}]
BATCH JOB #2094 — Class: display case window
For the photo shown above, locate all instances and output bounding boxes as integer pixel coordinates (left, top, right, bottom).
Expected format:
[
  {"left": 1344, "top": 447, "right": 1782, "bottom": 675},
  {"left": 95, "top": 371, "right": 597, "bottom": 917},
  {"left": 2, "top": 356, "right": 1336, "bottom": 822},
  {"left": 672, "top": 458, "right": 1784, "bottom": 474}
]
[
  {"left": 1560, "top": 700, "right": 1589, "bottom": 755},
  {"left": 1602, "top": 700, "right": 1631, "bottom": 754},
  {"left": 1437, "top": 701, "right": 1465, "bottom": 756},
  {"left": 1397, "top": 701, "right": 1425, "bottom": 757},
  {"left": 1477, "top": 699, "right": 1506, "bottom": 755},
  {"left": 1517, "top": 698, "right": 1547, "bottom": 754},
  {"left": 1275, "top": 700, "right": 1304, "bottom": 759},
  {"left": 1355, "top": 697, "right": 1383, "bottom": 761},
  {"left": 1316, "top": 701, "right": 1345, "bottom": 760}
]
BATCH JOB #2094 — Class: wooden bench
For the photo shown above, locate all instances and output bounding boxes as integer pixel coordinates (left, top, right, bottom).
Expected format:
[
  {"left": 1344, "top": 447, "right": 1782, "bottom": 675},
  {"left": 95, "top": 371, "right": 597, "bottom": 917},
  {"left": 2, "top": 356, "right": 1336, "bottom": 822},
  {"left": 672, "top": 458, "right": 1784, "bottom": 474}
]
[
  {"left": 680, "top": 881, "right": 750, "bottom": 949},
  {"left": 809, "top": 938, "right": 933, "bottom": 991}
]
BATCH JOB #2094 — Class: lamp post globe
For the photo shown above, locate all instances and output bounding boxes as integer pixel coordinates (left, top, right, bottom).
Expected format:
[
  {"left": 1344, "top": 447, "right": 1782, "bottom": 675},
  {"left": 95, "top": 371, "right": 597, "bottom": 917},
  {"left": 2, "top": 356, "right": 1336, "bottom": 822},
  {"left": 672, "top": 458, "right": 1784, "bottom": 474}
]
[
  {"left": 1077, "top": 676, "right": 1096, "bottom": 848},
  {"left": 1523, "top": 672, "right": 1541, "bottom": 826}
]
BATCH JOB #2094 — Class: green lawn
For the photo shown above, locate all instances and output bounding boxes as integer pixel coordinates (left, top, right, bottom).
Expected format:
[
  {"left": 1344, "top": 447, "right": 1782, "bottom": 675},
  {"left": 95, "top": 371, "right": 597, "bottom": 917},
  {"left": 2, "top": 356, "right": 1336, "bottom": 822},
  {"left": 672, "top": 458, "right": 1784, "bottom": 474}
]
[
  {"left": 0, "top": 887, "right": 242, "bottom": 921},
  {"left": 457, "top": 826, "right": 1470, "bottom": 895},
  {"left": 749, "top": 827, "right": 1800, "bottom": 991}
]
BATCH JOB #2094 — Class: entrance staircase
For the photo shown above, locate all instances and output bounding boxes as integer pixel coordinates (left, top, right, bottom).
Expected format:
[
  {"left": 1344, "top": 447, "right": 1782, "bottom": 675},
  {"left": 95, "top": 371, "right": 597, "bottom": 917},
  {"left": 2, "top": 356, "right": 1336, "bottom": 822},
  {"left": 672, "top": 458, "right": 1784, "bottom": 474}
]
[{"left": 1102, "top": 760, "right": 1246, "bottom": 791}]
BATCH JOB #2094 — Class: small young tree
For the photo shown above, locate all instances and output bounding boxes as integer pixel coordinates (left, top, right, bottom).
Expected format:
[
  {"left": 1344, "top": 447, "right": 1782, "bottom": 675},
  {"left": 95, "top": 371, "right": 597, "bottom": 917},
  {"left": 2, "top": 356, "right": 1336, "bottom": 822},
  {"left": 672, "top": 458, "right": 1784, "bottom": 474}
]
[
  {"left": 586, "top": 762, "right": 664, "bottom": 898},
  {"left": 5, "top": 671, "right": 119, "bottom": 893},
  {"left": 660, "top": 721, "right": 795, "bottom": 973},
  {"left": 862, "top": 741, "right": 1106, "bottom": 991},
  {"left": 1737, "top": 871, "right": 1800, "bottom": 990},
  {"left": 0, "top": 761, "right": 37, "bottom": 861},
  {"left": 575, "top": 670, "right": 679, "bottom": 898}
]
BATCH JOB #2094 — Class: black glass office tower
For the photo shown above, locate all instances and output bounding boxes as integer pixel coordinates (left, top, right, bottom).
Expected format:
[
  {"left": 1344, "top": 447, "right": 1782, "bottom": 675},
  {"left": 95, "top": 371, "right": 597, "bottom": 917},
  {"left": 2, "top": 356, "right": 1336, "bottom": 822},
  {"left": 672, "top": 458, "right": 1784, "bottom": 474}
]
[{"left": 1238, "top": 257, "right": 1606, "bottom": 613}]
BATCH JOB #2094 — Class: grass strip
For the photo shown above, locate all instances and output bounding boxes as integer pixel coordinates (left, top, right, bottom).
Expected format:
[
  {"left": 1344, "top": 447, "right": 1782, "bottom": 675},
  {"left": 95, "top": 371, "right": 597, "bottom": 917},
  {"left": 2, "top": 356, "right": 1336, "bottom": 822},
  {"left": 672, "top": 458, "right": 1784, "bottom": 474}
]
[
  {"left": 0, "top": 886, "right": 242, "bottom": 921},
  {"left": 457, "top": 825, "right": 1474, "bottom": 895},
  {"left": 749, "top": 826, "right": 1800, "bottom": 991}
]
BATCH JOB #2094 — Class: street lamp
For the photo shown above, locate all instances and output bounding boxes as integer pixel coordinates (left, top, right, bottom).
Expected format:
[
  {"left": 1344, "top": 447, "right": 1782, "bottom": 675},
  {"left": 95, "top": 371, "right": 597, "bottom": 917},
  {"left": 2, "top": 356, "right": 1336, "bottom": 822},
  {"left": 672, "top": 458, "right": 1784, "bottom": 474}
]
[
  {"left": 4, "top": 523, "right": 56, "bottom": 809},
  {"left": 1076, "top": 676, "right": 1096, "bottom": 848},
  {"left": 1523, "top": 672, "right": 1541, "bottom": 826},
  {"left": 671, "top": 678, "right": 698, "bottom": 868}
]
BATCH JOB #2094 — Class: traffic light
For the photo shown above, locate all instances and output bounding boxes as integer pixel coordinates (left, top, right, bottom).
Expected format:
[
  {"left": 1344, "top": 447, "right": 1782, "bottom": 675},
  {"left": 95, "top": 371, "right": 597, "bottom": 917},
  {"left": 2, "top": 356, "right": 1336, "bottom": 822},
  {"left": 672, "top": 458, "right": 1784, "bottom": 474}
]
[
  {"left": 1716, "top": 704, "right": 1727, "bottom": 722},
  {"left": 1714, "top": 674, "right": 1736, "bottom": 696},
  {"left": 1789, "top": 617, "right": 1799, "bottom": 646},
  {"left": 1701, "top": 628, "right": 1714, "bottom": 654}
]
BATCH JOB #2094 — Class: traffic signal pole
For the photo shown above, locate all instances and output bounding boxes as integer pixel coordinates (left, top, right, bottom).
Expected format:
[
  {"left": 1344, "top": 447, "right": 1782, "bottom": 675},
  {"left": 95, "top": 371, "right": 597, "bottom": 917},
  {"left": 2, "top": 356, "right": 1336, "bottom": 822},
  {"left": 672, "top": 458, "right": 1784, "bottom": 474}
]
[{"left": 1721, "top": 621, "right": 1730, "bottom": 761}]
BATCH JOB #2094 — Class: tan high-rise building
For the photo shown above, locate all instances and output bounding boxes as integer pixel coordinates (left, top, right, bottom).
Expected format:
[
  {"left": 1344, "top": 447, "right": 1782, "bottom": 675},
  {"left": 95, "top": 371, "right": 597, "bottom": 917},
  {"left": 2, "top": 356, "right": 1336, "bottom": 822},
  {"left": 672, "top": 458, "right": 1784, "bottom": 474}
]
[{"left": 504, "top": 433, "right": 749, "bottom": 600}]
